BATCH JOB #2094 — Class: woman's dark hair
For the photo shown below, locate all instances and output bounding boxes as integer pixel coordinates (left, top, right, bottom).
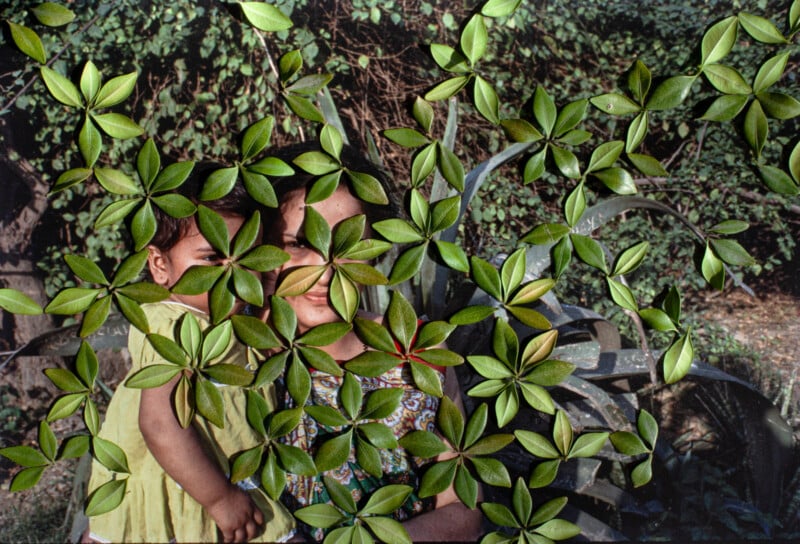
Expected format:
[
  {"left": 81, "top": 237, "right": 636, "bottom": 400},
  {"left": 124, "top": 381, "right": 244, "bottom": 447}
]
[
  {"left": 148, "top": 163, "right": 261, "bottom": 251},
  {"left": 264, "top": 141, "right": 401, "bottom": 230}
]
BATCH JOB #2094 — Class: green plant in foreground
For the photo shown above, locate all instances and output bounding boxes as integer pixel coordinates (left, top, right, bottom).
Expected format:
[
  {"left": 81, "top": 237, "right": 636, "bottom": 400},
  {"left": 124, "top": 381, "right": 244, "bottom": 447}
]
[{"left": 0, "top": 0, "right": 798, "bottom": 540}]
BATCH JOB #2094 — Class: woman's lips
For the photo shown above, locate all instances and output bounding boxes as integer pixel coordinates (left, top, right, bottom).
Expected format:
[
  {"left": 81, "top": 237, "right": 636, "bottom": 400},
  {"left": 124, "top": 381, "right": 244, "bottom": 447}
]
[{"left": 301, "top": 288, "right": 329, "bottom": 303}]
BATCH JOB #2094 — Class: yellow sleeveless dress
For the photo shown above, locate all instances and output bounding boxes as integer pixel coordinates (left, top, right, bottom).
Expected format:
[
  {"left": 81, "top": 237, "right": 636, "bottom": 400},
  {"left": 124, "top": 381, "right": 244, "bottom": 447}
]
[{"left": 86, "top": 302, "right": 295, "bottom": 542}]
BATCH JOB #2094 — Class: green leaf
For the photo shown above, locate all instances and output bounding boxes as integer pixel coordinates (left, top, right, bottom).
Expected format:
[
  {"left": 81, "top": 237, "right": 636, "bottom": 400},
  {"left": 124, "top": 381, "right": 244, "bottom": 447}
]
[
  {"left": 33, "top": 3, "right": 75, "bottom": 26},
  {"left": 204, "top": 363, "right": 253, "bottom": 387},
  {"left": 0, "top": 288, "right": 43, "bottom": 315},
  {"left": 481, "top": 0, "right": 522, "bottom": 17},
  {"left": 239, "top": 1, "right": 293, "bottom": 31},
  {"left": 701, "top": 244, "right": 725, "bottom": 290},
  {"left": 9, "top": 22, "right": 47, "bottom": 64},
  {"left": 413, "top": 96, "right": 434, "bottom": 133},
  {"left": 47, "top": 393, "right": 86, "bottom": 421},
  {"left": 561, "top": 183, "right": 586, "bottom": 225},
  {"left": 0, "top": 445, "right": 49, "bottom": 467},
  {"left": 65, "top": 254, "right": 108, "bottom": 285},
  {"left": 521, "top": 223, "right": 570, "bottom": 246},
  {"left": 481, "top": 502, "right": 519, "bottom": 529},
  {"left": 625, "top": 111, "right": 648, "bottom": 153},
  {"left": 85, "top": 478, "right": 127, "bottom": 516},
  {"left": 330, "top": 272, "right": 360, "bottom": 322},
  {"left": 94, "top": 72, "right": 138, "bottom": 109},
  {"left": 91, "top": 113, "right": 143, "bottom": 139},
  {"left": 662, "top": 332, "right": 694, "bottom": 384},
  {"left": 593, "top": 167, "right": 637, "bottom": 195},
  {"left": 474, "top": 75, "right": 500, "bottom": 124},
  {"left": 738, "top": 12, "right": 788, "bottom": 44},
  {"left": 700, "top": 16, "right": 738, "bottom": 65},
  {"left": 632, "top": 457, "right": 653, "bottom": 487},
  {"left": 609, "top": 431, "right": 649, "bottom": 456},
  {"left": 470, "top": 257, "right": 502, "bottom": 301},
  {"left": 363, "top": 387, "right": 403, "bottom": 420},
  {"left": 294, "top": 504, "right": 347, "bottom": 529},
  {"left": 125, "top": 365, "right": 182, "bottom": 389},
  {"left": 315, "top": 430, "right": 354, "bottom": 472},
  {"left": 744, "top": 100, "right": 769, "bottom": 157},
  {"left": 758, "top": 92, "right": 800, "bottom": 120},
  {"left": 589, "top": 93, "right": 641, "bottom": 116},
  {"left": 645, "top": 76, "right": 695, "bottom": 111},
  {"left": 261, "top": 451, "right": 287, "bottom": 500},
  {"left": 535, "top": 519, "right": 581, "bottom": 540},
  {"left": 284, "top": 93, "right": 325, "bottom": 123},
  {"left": 434, "top": 240, "right": 470, "bottom": 272},
  {"left": 628, "top": 153, "right": 667, "bottom": 177},
  {"left": 398, "top": 430, "right": 448, "bottom": 458},
  {"left": 383, "top": 128, "right": 430, "bottom": 148},
  {"left": 502, "top": 119, "right": 544, "bottom": 143},
  {"left": 363, "top": 517, "right": 412, "bottom": 544},
  {"left": 638, "top": 308, "right": 677, "bottom": 332},
  {"left": 425, "top": 75, "right": 471, "bottom": 101},
  {"left": 411, "top": 143, "right": 438, "bottom": 186},
  {"left": 429, "top": 44, "right": 470, "bottom": 73},
  {"left": 529, "top": 459, "right": 561, "bottom": 488},
  {"left": 278, "top": 50, "right": 302, "bottom": 82},
  {"left": 759, "top": 165, "right": 799, "bottom": 195},
  {"left": 241, "top": 116, "right": 274, "bottom": 162},
  {"left": 570, "top": 234, "right": 607, "bottom": 272},
  {"left": 637, "top": 409, "right": 658, "bottom": 449},
  {"left": 40, "top": 66, "right": 82, "bottom": 106},
  {"left": 613, "top": 241, "right": 649, "bottom": 276},
  {"left": 607, "top": 277, "right": 638, "bottom": 312},
  {"left": 285, "top": 74, "right": 333, "bottom": 95},
  {"left": 524, "top": 360, "right": 574, "bottom": 387},
  {"left": 449, "top": 304, "right": 495, "bottom": 325},
  {"left": 95, "top": 198, "right": 139, "bottom": 229},
  {"left": 201, "top": 167, "right": 238, "bottom": 200},
  {"left": 45, "top": 287, "right": 101, "bottom": 315},
  {"left": 700, "top": 94, "right": 749, "bottom": 122},
  {"left": 172, "top": 265, "right": 225, "bottom": 295},
  {"left": 627, "top": 60, "right": 652, "bottom": 104},
  {"left": 587, "top": 141, "right": 623, "bottom": 173},
  {"left": 198, "top": 205, "right": 231, "bottom": 255},
  {"left": 320, "top": 124, "right": 343, "bottom": 161},
  {"left": 568, "top": 432, "right": 609, "bottom": 459},
  {"left": 454, "top": 463, "right": 480, "bottom": 509},
  {"left": 461, "top": 13, "right": 488, "bottom": 65},
  {"left": 437, "top": 143, "right": 465, "bottom": 192},
  {"left": 753, "top": 52, "right": 790, "bottom": 93},
  {"left": 201, "top": 320, "right": 233, "bottom": 363},
  {"left": 80, "top": 61, "right": 101, "bottom": 103},
  {"left": 115, "top": 292, "right": 150, "bottom": 332},
  {"left": 195, "top": 378, "right": 225, "bottom": 427},
  {"left": 419, "top": 458, "right": 457, "bottom": 498},
  {"left": 231, "top": 446, "right": 263, "bottom": 483},
  {"left": 53, "top": 167, "right": 94, "bottom": 193},
  {"left": 240, "top": 171, "right": 278, "bottom": 209},
  {"left": 79, "top": 117, "right": 102, "bottom": 167},
  {"left": 93, "top": 437, "right": 130, "bottom": 473},
  {"left": 94, "top": 167, "right": 139, "bottom": 196},
  {"left": 149, "top": 333, "right": 189, "bottom": 365},
  {"left": 709, "top": 238, "right": 756, "bottom": 266},
  {"left": 361, "top": 484, "right": 413, "bottom": 515},
  {"left": 45, "top": 368, "right": 85, "bottom": 393},
  {"left": 552, "top": 236, "right": 572, "bottom": 278},
  {"left": 60, "top": 435, "right": 90, "bottom": 460},
  {"left": 702, "top": 64, "right": 751, "bottom": 94},
  {"left": 294, "top": 151, "right": 340, "bottom": 176}
]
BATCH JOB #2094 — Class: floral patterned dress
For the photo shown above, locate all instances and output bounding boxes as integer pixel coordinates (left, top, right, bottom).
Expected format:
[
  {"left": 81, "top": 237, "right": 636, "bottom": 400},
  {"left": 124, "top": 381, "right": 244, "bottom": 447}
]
[{"left": 282, "top": 361, "right": 443, "bottom": 541}]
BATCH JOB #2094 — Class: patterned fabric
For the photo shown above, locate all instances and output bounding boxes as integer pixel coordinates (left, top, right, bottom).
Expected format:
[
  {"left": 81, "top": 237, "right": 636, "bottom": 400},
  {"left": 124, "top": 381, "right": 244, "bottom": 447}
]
[{"left": 282, "top": 363, "right": 443, "bottom": 541}]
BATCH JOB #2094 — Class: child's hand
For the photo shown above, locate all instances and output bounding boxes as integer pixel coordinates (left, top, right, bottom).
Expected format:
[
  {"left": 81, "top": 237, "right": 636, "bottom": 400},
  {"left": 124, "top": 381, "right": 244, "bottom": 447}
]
[{"left": 207, "top": 486, "right": 264, "bottom": 543}]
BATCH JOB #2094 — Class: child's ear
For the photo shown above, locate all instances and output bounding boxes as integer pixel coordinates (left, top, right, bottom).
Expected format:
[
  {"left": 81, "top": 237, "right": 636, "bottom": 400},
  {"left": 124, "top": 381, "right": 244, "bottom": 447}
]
[{"left": 147, "top": 246, "right": 170, "bottom": 287}]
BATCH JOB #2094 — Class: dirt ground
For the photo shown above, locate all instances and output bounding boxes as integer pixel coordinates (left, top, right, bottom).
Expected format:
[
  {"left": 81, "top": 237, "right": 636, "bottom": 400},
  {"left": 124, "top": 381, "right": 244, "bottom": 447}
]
[{"left": 0, "top": 291, "right": 798, "bottom": 541}]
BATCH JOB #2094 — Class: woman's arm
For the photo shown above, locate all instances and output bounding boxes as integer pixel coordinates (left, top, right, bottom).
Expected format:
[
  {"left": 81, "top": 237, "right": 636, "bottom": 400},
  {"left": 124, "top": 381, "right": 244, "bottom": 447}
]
[
  {"left": 402, "top": 367, "right": 484, "bottom": 541},
  {"left": 139, "top": 374, "right": 264, "bottom": 543}
]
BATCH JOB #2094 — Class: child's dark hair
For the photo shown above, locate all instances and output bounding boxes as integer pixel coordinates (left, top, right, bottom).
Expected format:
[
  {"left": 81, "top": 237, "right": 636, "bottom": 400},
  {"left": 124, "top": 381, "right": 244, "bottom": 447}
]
[
  {"left": 264, "top": 142, "right": 401, "bottom": 229},
  {"left": 149, "top": 163, "right": 260, "bottom": 251}
]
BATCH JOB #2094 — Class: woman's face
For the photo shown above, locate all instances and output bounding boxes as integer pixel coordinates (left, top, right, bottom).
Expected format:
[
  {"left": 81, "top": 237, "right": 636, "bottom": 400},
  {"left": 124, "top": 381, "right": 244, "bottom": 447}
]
[{"left": 266, "top": 185, "right": 366, "bottom": 331}]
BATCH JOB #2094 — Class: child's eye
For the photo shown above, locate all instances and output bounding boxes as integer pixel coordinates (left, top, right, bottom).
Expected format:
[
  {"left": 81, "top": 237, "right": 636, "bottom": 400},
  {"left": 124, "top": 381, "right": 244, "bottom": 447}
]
[
  {"left": 201, "top": 253, "right": 223, "bottom": 263},
  {"left": 287, "top": 238, "right": 310, "bottom": 250}
]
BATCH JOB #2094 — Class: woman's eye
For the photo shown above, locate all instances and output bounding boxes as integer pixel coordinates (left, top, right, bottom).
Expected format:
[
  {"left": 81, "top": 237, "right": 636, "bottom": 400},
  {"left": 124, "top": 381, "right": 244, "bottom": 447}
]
[{"left": 288, "top": 239, "right": 309, "bottom": 250}]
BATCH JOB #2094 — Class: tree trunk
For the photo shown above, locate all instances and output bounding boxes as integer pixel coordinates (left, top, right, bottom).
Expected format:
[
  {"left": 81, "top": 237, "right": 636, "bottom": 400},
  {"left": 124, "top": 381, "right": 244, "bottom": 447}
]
[{"left": 0, "top": 142, "right": 60, "bottom": 402}]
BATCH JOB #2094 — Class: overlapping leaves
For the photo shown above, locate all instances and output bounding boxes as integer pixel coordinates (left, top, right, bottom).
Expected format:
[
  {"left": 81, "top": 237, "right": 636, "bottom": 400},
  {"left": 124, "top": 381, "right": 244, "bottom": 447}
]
[
  {"left": 466, "top": 320, "right": 574, "bottom": 427},
  {"left": 347, "top": 290, "right": 463, "bottom": 397},
  {"left": 480, "top": 479, "right": 581, "bottom": 544},
  {"left": 295, "top": 477, "right": 413, "bottom": 544},
  {"left": 400, "top": 400, "right": 514, "bottom": 509}
]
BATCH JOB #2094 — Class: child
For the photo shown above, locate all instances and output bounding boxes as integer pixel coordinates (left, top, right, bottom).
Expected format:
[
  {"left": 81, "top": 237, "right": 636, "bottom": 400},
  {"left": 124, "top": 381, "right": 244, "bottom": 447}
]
[
  {"left": 264, "top": 144, "right": 483, "bottom": 542},
  {"left": 84, "top": 172, "right": 295, "bottom": 543}
]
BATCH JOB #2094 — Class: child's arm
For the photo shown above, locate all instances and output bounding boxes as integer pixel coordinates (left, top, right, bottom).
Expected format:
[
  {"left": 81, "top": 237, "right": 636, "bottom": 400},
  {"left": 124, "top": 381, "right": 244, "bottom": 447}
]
[{"left": 139, "top": 374, "right": 264, "bottom": 543}]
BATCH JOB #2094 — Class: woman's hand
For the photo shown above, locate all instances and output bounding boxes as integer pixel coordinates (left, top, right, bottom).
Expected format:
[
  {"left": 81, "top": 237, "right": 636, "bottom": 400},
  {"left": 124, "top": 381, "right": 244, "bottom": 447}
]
[{"left": 206, "top": 486, "right": 265, "bottom": 543}]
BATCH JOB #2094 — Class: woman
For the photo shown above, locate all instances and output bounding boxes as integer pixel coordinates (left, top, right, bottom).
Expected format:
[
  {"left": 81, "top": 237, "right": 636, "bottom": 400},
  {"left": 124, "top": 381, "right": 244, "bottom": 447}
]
[{"left": 264, "top": 143, "right": 483, "bottom": 542}]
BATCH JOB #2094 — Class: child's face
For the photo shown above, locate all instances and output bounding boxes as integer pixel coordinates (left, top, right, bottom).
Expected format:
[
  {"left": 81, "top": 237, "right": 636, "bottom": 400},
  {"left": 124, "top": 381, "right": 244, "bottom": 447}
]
[
  {"left": 148, "top": 213, "right": 252, "bottom": 315},
  {"left": 266, "top": 185, "right": 366, "bottom": 332}
]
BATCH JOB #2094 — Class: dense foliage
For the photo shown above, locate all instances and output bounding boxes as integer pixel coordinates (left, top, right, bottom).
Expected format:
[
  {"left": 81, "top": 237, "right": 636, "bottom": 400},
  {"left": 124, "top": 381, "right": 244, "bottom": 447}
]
[{"left": 1, "top": 0, "right": 798, "bottom": 542}]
